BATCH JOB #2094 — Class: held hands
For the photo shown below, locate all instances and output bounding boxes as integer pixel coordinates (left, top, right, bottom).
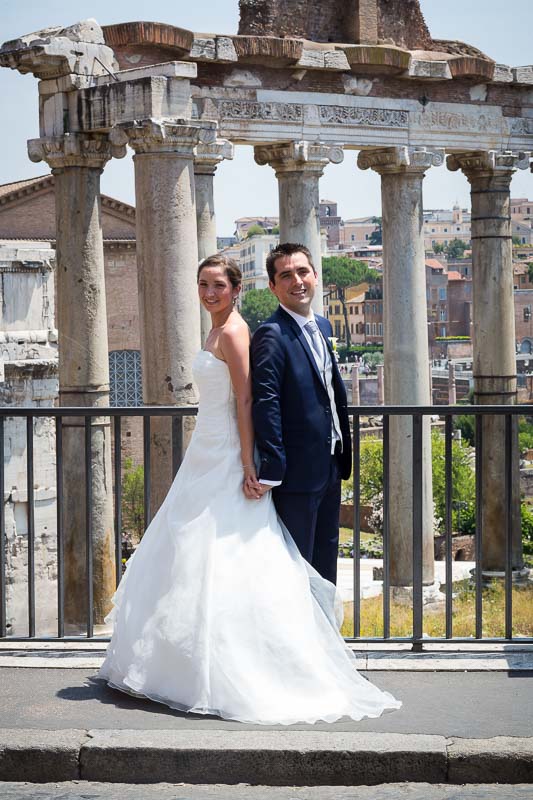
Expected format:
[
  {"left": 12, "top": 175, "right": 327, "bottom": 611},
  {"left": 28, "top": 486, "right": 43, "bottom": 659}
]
[{"left": 242, "top": 465, "right": 272, "bottom": 500}]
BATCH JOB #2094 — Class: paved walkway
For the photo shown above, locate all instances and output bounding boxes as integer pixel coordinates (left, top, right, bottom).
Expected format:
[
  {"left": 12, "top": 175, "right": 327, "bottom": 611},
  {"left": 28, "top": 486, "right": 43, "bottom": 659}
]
[{"left": 0, "top": 661, "right": 531, "bottom": 786}]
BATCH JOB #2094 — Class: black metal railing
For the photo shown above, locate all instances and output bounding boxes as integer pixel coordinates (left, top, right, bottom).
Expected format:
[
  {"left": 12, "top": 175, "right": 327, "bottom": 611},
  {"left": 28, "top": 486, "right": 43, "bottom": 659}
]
[{"left": 0, "top": 404, "right": 531, "bottom": 648}]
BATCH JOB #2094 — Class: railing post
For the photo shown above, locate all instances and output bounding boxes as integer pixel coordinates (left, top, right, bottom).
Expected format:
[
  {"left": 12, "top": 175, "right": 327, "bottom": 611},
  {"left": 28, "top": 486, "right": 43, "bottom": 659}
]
[
  {"left": 412, "top": 413, "right": 424, "bottom": 651},
  {"left": 26, "top": 416, "right": 35, "bottom": 638},
  {"left": 352, "top": 413, "right": 361, "bottom": 639},
  {"left": 114, "top": 416, "right": 123, "bottom": 586}
]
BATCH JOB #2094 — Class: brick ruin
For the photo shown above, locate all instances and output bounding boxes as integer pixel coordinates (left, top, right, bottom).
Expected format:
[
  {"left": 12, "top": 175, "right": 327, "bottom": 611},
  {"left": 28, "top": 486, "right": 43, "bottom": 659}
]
[{"left": 238, "top": 0, "right": 470, "bottom": 55}]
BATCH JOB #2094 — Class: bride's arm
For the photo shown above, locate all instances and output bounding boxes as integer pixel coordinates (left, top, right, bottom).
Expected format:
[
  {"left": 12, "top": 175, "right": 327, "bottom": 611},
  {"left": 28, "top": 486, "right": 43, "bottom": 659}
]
[{"left": 220, "top": 325, "right": 261, "bottom": 499}]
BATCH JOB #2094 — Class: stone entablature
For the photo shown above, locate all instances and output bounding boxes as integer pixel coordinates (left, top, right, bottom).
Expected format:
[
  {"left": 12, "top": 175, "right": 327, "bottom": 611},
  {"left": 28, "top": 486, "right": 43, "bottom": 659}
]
[{"left": 1, "top": 18, "right": 532, "bottom": 157}]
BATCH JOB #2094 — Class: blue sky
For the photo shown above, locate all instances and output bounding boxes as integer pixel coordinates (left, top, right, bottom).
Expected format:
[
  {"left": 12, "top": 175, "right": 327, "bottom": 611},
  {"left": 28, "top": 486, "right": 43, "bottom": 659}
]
[{"left": 1, "top": 0, "right": 532, "bottom": 235}]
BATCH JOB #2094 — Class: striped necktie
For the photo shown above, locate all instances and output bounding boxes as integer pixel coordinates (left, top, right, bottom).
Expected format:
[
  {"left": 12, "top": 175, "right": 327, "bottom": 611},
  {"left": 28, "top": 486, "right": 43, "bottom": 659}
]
[{"left": 304, "top": 319, "right": 327, "bottom": 381}]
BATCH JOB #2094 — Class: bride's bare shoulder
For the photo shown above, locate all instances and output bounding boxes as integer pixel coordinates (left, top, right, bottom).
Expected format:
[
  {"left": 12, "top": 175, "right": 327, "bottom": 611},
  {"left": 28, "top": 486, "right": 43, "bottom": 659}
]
[{"left": 221, "top": 314, "right": 251, "bottom": 345}]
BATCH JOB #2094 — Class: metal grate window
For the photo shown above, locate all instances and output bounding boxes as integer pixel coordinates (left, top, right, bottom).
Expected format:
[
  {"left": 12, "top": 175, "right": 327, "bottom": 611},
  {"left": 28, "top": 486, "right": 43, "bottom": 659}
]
[{"left": 109, "top": 350, "right": 143, "bottom": 407}]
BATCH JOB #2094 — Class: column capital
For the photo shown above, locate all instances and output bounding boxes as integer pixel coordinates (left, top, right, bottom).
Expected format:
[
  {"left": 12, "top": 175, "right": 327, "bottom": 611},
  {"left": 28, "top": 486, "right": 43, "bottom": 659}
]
[
  {"left": 27, "top": 132, "right": 125, "bottom": 171},
  {"left": 194, "top": 139, "right": 234, "bottom": 175},
  {"left": 254, "top": 141, "right": 344, "bottom": 176},
  {"left": 114, "top": 119, "right": 217, "bottom": 156},
  {"left": 447, "top": 150, "right": 531, "bottom": 179},
  {"left": 358, "top": 146, "right": 445, "bottom": 174}
]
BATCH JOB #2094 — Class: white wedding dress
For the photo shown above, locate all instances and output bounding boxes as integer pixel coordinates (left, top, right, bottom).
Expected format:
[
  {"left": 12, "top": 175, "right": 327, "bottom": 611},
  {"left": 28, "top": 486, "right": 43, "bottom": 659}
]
[{"left": 98, "top": 350, "right": 401, "bottom": 724}]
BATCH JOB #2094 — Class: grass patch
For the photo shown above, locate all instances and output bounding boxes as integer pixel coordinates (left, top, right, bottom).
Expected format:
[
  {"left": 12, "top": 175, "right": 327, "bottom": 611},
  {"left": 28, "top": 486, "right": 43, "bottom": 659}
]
[
  {"left": 341, "top": 580, "right": 533, "bottom": 639},
  {"left": 339, "top": 527, "right": 374, "bottom": 546}
]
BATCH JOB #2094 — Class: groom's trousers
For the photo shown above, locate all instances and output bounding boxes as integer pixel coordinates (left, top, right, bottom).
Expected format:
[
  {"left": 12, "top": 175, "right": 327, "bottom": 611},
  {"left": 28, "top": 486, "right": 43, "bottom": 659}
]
[{"left": 272, "top": 454, "right": 341, "bottom": 585}]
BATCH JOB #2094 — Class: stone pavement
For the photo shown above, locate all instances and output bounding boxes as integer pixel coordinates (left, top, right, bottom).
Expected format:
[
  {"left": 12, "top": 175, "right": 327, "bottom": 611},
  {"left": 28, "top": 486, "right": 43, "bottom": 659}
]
[
  {"left": 1, "top": 783, "right": 533, "bottom": 799},
  {"left": 0, "top": 654, "right": 532, "bottom": 786}
]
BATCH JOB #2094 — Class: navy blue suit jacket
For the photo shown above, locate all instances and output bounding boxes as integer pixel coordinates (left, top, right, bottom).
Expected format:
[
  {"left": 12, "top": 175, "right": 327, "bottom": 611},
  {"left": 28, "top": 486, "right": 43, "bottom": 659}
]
[{"left": 251, "top": 306, "right": 352, "bottom": 493}]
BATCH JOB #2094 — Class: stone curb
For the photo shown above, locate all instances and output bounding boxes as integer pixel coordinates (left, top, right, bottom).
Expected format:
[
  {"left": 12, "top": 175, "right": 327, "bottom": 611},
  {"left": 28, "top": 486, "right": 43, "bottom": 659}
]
[
  {"left": 1, "top": 649, "right": 533, "bottom": 671},
  {"left": 0, "top": 730, "right": 532, "bottom": 785}
]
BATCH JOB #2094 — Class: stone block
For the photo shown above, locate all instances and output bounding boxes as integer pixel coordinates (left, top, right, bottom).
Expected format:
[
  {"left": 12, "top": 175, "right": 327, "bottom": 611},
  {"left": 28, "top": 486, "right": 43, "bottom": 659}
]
[
  {"left": 407, "top": 59, "right": 452, "bottom": 80},
  {"left": 216, "top": 37, "right": 238, "bottom": 63},
  {"left": 447, "top": 736, "right": 533, "bottom": 784},
  {"left": 493, "top": 64, "right": 514, "bottom": 83},
  {"left": 513, "top": 66, "right": 533, "bottom": 85},
  {"left": 470, "top": 84, "right": 488, "bottom": 102},
  {"left": 0, "top": 729, "right": 87, "bottom": 782},
  {"left": 80, "top": 730, "right": 448, "bottom": 785},
  {"left": 93, "top": 61, "right": 197, "bottom": 86},
  {"left": 297, "top": 49, "right": 325, "bottom": 69},
  {"left": 190, "top": 38, "right": 216, "bottom": 61},
  {"left": 325, "top": 50, "right": 351, "bottom": 71}
]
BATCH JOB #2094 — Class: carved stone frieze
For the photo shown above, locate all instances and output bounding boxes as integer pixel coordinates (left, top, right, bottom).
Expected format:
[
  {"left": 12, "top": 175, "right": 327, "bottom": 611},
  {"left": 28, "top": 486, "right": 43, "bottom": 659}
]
[
  {"left": 412, "top": 108, "right": 498, "bottom": 133},
  {"left": 194, "top": 139, "right": 234, "bottom": 174},
  {"left": 254, "top": 141, "right": 344, "bottom": 176},
  {"left": 319, "top": 105, "right": 409, "bottom": 128},
  {"left": 27, "top": 132, "right": 125, "bottom": 170},
  {"left": 447, "top": 150, "right": 531, "bottom": 178},
  {"left": 507, "top": 118, "right": 533, "bottom": 136},
  {"left": 358, "top": 146, "right": 444, "bottom": 173},
  {"left": 218, "top": 100, "right": 303, "bottom": 122},
  {"left": 113, "top": 119, "right": 217, "bottom": 156}
]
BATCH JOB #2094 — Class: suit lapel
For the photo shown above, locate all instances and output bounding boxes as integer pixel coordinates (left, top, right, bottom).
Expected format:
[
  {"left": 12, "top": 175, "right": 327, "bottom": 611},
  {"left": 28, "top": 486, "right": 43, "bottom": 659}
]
[{"left": 276, "top": 306, "right": 328, "bottom": 392}]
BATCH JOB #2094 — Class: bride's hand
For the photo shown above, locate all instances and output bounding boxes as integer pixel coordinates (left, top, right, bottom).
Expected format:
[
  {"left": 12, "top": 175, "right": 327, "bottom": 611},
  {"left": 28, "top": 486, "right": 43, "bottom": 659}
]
[{"left": 242, "top": 465, "right": 262, "bottom": 500}]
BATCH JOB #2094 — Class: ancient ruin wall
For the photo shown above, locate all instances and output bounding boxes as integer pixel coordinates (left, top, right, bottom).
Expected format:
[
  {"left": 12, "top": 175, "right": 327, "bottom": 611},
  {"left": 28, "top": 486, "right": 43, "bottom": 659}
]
[
  {"left": 238, "top": 0, "right": 434, "bottom": 47},
  {"left": 377, "top": 0, "right": 433, "bottom": 51},
  {"left": 238, "top": 0, "right": 358, "bottom": 43}
]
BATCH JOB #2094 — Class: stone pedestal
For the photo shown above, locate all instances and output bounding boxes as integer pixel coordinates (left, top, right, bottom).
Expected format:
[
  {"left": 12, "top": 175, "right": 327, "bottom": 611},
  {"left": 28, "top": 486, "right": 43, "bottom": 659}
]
[
  {"left": 448, "top": 151, "right": 529, "bottom": 575},
  {"left": 254, "top": 141, "right": 344, "bottom": 315},
  {"left": 194, "top": 139, "right": 234, "bottom": 345},
  {"left": 121, "top": 119, "right": 216, "bottom": 515},
  {"left": 28, "top": 133, "right": 125, "bottom": 628},
  {"left": 359, "top": 146, "right": 444, "bottom": 588}
]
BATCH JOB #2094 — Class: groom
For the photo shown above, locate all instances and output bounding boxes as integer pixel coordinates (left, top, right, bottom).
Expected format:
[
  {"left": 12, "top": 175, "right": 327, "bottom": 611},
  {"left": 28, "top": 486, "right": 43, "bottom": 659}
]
[{"left": 251, "top": 242, "right": 352, "bottom": 585}]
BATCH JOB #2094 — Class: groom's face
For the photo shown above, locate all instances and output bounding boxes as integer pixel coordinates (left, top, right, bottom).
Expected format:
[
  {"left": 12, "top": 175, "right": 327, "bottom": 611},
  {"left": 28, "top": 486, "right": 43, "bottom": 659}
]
[{"left": 269, "top": 253, "right": 317, "bottom": 316}]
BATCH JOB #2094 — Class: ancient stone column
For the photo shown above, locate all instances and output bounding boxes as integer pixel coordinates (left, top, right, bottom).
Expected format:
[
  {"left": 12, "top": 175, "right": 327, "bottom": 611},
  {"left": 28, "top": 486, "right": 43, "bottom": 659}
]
[
  {"left": 448, "top": 362, "right": 457, "bottom": 405},
  {"left": 448, "top": 151, "right": 529, "bottom": 577},
  {"left": 254, "top": 142, "right": 344, "bottom": 315},
  {"left": 28, "top": 133, "right": 125, "bottom": 629},
  {"left": 118, "top": 120, "right": 216, "bottom": 515},
  {"left": 358, "top": 146, "right": 444, "bottom": 589},
  {"left": 194, "top": 139, "right": 234, "bottom": 345},
  {"left": 351, "top": 365, "right": 360, "bottom": 405},
  {"left": 377, "top": 364, "right": 384, "bottom": 405}
]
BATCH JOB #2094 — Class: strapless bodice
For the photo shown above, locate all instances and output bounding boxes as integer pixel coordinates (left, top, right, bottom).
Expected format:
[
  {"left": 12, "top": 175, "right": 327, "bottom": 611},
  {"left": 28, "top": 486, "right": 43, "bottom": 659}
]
[{"left": 192, "top": 350, "right": 237, "bottom": 436}]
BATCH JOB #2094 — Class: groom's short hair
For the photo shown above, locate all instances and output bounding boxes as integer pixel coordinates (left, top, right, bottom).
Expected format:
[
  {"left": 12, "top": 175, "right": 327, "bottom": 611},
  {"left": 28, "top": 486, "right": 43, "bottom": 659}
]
[{"left": 266, "top": 243, "right": 315, "bottom": 283}]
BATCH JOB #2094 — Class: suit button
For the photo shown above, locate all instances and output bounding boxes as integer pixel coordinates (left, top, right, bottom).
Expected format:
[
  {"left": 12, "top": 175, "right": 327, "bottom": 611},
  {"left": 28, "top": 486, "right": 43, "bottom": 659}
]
[{"left": 324, "top": 407, "right": 330, "bottom": 415}]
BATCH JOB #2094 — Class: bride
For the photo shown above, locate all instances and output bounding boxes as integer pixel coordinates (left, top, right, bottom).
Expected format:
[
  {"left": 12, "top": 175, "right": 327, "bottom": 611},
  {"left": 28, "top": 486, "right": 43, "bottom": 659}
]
[{"left": 98, "top": 254, "right": 401, "bottom": 725}]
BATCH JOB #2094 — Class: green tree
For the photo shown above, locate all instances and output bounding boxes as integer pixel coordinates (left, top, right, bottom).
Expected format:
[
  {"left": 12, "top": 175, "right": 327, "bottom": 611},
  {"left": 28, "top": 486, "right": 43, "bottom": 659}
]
[
  {"left": 271, "top": 225, "right": 280, "bottom": 235},
  {"left": 322, "top": 257, "right": 380, "bottom": 346},
  {"left": 433, "top": 242, "right": 445, "bottom": 254},
  {"left": 240, "top": 287, "right": 279, "bottom": 332},
  {"left": 246, "top": 224, "right": 266, "bottom": 238},
  {"left": 513, "top": 236, "right": 523, "bottom": 246},
  {"left": 445, "top": 238, "right": 468, "bottom": 259},
  {"left": 454, "top": 414, "right": 475, "bottom": 446},
  {"left": 431, "top": 430, "right": 476, "bottom": 535},
  {"left": 527, "top": 262, "right": 533, "bottom": 283},
  {"left": 122, "top": 458, "right": 145, "bottom": 544},
  {"left": 369, "top": 216, "right": 382, "bottom": 246}
]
